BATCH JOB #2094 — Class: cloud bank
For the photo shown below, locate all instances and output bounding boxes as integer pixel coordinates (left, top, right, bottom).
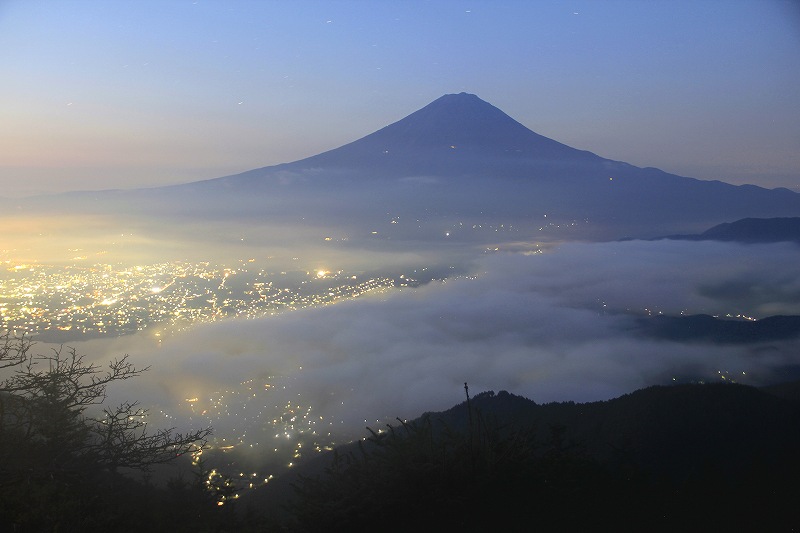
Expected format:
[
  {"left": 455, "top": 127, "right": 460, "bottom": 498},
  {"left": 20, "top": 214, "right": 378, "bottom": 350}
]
[{"left": 65, "top": 240, "right": 800, "bottom": 445}]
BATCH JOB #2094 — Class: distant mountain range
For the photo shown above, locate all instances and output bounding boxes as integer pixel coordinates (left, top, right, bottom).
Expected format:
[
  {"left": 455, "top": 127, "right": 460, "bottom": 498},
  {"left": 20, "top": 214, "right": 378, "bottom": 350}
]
[
  {"left": 33, "top": 93, "right": 800, "bottom": 241},
  {"left": 635, "top": 313, "right": 800, "bottom": 344},
  {"left": 661, "top": 217, "right": 800, "bottom": 244}
]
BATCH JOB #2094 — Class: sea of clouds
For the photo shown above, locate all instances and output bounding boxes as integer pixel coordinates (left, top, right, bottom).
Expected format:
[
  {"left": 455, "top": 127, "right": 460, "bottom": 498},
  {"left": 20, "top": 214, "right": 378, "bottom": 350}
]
[{"left": 57, "top": 239, "right": 800, "bottom": 442}]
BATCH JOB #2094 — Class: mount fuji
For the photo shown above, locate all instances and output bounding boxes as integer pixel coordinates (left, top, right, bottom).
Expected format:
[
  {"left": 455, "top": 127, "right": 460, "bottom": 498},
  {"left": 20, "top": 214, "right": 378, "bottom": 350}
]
[{"left": 35, "top": 93, "right": 800, "bottom": 242}]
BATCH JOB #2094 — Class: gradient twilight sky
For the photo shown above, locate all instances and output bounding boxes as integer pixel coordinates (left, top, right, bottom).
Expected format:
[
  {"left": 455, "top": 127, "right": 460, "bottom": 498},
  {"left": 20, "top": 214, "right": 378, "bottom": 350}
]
[{"left": 1, "top": 0, "right": 798, "bottom": 197}]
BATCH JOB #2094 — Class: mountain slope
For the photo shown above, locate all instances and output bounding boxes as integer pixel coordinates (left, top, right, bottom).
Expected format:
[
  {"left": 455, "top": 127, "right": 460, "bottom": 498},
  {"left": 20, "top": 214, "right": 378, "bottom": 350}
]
[
  {"left": 187, "top": 93, "right": 800, "bottom": 235},
  {"left": 296, "top": 92, "right": 602, "bottom": 172},
  {"left": 246, "top": 382, "right": 800, "bottom": 530},
  {"left": 27, "top": 93, "right": 800, "bottom": 241},
  {"left": 663, "top": 217, "right": 800, "bottom": 244},
  {"left": 202, "top": 92, "right": 604, "bottom": 186}
]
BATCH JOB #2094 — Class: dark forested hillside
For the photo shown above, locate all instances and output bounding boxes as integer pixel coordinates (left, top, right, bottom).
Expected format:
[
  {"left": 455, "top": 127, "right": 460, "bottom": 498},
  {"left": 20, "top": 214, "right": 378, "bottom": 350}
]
[
  {"left": 4, "top": 351, "right": 800, "bottom": 532},
  {"left": 245, "top": 382, "right": 800, "bottom": 531}
]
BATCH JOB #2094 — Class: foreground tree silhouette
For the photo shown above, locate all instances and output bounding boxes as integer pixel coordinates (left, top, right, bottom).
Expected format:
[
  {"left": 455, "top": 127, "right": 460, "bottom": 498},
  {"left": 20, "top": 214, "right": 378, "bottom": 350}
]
[{"left": 0, "top": 333, "right": 212, "bottom": 531}]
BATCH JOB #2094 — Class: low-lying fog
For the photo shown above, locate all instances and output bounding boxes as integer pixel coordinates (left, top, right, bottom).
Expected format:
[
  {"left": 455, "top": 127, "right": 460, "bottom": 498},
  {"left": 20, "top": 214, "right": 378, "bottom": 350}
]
[{"left": 41, "top": 238, "right": 800, "bottom": 458}]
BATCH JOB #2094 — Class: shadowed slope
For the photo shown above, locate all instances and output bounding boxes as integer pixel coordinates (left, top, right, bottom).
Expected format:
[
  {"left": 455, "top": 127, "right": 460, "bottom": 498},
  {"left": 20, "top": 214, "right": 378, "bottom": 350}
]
[{"left": 663, "top": 217, "right": 800, "bottom": 244}]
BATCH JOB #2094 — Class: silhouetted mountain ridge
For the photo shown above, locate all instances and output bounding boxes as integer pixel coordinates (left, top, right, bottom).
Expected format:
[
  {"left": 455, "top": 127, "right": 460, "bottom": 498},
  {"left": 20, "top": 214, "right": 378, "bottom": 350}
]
[
  {"left": 429, "top": 382, "right": 800, "bottom": 473},
  {"left": 634, "top": 313, "right": 800, "bottom": 343},
  {"left": 662, "top": 217, "right": 800, "bottom": 244},
  {"left": 248, "top": 381, "right": 800, "bottom": 530}
]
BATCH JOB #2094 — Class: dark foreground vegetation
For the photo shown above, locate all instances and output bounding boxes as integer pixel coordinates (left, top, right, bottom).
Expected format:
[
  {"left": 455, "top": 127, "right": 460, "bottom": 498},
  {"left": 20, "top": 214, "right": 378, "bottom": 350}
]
[
  {"left": 258, "top": 383, "right": 800, "bottom": 532},
  {"left": 2, "top": 332, "right": 799, "bottom": 531},
  {"left": 0, "top": 334, "right": 216, "bottom": 532}
]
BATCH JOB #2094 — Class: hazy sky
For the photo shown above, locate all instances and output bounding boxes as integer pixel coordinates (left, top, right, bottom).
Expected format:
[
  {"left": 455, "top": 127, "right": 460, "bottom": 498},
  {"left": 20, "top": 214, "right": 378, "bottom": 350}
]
[{"left": 1, "top": 0, "right": 798, "bottom": 197}]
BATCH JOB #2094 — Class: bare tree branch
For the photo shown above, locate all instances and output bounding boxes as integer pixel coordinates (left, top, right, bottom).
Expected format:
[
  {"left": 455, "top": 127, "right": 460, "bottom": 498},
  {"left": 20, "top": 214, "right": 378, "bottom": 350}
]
[{"left": 0, "top": 334, "right": 212, "bottom": 481}]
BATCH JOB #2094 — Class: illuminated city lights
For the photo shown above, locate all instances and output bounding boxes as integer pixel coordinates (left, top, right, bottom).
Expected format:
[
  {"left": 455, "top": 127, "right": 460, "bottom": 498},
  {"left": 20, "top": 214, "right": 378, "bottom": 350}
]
[{"left": 0, "top": 259, "right": 403, "bottom": 339}]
